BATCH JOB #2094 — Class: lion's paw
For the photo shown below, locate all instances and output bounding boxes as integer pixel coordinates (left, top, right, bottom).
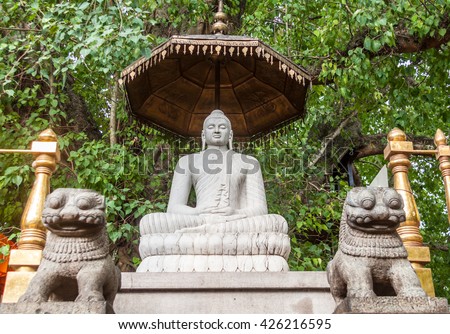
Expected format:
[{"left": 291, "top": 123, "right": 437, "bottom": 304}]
[
  {"left": 397, "top": 287, "right": 427, "bottom": 298},
  {"left": 347, "top": 288, "right": 377, "bottom": 298}
]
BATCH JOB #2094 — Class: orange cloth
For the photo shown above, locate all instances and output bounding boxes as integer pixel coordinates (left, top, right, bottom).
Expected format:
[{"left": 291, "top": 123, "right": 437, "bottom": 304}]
[{"left": 0, "top": 234, "right": 17, "bottom": 296}]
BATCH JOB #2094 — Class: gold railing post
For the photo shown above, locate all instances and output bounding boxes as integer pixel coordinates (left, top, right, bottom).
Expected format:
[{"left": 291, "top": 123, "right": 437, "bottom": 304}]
[
  {"left": 2, "top": 129, "right": 60, "bottom": 302},
  {"left": 434, "top": 129, "right": 450, "bottom": 225},
  {"left": 384, "top": 128, "right": 435, "bottom": 296},
  {"left": 18, "top": 129, "right": 59, "bottom": 250}
]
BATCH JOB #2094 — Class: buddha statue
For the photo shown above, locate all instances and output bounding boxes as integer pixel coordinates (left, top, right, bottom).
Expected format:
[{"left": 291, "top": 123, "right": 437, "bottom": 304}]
[{"left": 137, "top": 110, "right": 291, "bottom": 272}]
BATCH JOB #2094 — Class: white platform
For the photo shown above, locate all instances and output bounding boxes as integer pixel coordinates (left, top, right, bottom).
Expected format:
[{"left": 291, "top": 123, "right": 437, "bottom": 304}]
[{"left": 114, "top": 271, "right": 335, "bottom": 314}]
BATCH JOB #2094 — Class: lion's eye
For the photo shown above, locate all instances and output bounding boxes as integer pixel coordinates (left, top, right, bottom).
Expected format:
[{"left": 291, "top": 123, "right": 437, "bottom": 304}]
[
  {"left": 383, "top": 189, "right": 402, "bottom": 209},
  {"left": 47, "top": 197, "right": 62, "bottom": 209},
  {"left": 361, "top": 198, "right": 375, "bottom": 210},
  {"left": 388, "top": 198, "right": 401, "bottom": 209},
  {"left": 358, "top": 189, "right": 376, "bottom": 210},
  {"left": 76, "top": 197, "right": 92, "bottom": 210}
]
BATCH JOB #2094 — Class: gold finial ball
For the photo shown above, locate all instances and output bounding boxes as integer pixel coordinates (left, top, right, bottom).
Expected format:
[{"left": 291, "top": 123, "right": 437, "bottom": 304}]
[
  {"left": 387, "top": 127, "right": 406, "bottom": 142},
  {"left": 434, "top": 129, "right": 447, "bottom": 146},
  {"left": 212, "top": 21, "right": 228, "bottom": 34},
  {"left": 214, "top": 11, "right": 228, "bottom": 22},
  {"left": 212, "top": 10, "right": 228, "bottom": 35},
  {"left": 38, "top": 128, "right": 58, "bottom": 142}
]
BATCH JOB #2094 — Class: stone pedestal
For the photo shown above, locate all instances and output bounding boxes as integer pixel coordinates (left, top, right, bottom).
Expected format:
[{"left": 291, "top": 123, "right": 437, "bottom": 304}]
[
  {"left": 2, "top": 249, "right": 42, "bottom": 303},
  {"left": 334, "top": 297, "right": 449, "bottom": 314},
  {"left": 0, "top": 301, "right": 114, "bottom": 314},
  {"left": 114, "top": 271, "right": 335, "bottom": 314}
]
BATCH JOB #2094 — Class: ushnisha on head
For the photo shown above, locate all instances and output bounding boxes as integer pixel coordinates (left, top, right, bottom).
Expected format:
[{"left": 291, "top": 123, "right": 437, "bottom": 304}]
[
  {"left": 344, "top": 187, "right": 406, "bottom": 233},
  {"left": 201, "top": 109, "right": 233, "bottom": 150}
]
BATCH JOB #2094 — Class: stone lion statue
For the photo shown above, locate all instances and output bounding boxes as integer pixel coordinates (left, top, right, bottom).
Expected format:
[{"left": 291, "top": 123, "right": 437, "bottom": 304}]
[
  {"left": 326, "top": 187, "right": 426, "bottom": 304},
  {"left": 19, "top": 189, "right": 120, "bottom": 308}
]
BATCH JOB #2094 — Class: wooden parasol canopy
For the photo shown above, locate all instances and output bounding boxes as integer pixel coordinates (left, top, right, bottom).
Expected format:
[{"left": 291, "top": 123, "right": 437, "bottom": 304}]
[{"left": 121, "top": 34, "right": 312, "bottom": 141}]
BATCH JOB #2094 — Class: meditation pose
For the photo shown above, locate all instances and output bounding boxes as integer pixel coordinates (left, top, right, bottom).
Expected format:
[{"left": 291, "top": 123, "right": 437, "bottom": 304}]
[{"left": 137, "top": 110, "right": 291, "bottom": 272}]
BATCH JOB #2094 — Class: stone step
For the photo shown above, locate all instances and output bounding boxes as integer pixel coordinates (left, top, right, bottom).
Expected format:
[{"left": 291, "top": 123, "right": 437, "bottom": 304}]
[{"left": 114, "top": 271, "right": 335, "bottom": 314}]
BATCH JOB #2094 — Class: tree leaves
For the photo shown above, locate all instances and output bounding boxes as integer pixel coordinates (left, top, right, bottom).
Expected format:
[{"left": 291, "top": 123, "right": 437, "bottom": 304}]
[{"left": 363, "top": 37, "right": 382, "bottom": 52}]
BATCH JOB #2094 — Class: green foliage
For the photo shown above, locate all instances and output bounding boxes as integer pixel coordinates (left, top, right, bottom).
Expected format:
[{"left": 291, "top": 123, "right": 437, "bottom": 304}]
[
  {"left": 0, "top": 245, "right": 10, "bottom": 264},
  {"left": 409, "top": 157, "right": 450, "bottom": 299},
  {"left": 0, "top": 0, "right": 449, "bottom": 299}
]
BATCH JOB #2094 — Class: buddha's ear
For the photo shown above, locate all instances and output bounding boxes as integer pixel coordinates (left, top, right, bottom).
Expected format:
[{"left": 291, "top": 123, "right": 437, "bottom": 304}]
[
  {"left": 201, "top": 130, "right": 206, "bottom": 151},
  {"left": 229, "top": 130, "right": 233, "bottom": 150}
]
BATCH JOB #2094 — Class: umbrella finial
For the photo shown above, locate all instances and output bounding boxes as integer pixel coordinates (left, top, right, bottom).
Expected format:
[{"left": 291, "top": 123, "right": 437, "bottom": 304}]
[{"left": 212, "top": 0, "right": 229, "bottom": 35}]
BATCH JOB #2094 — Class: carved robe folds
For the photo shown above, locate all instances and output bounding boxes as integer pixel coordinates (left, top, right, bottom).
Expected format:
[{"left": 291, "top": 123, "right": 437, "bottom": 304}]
[{"left": 138, "top": 213, "right": 290, "bottom": 272}]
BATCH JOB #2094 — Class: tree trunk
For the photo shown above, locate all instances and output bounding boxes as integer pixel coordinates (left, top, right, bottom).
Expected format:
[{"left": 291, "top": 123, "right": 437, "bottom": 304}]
[{"left": 110, "top": 75, "right": 119, "bottom": 147}]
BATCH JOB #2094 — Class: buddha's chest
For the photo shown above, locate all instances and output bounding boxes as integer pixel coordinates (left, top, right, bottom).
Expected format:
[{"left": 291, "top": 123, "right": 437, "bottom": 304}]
[{"left": 191, "top": 153, "right": 248, "bottom": 180}]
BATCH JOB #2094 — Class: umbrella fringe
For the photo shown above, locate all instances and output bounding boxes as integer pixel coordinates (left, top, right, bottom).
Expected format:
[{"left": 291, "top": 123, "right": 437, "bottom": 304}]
[{"left": 120, "top": 36, "right": 311, "bottom": 88}]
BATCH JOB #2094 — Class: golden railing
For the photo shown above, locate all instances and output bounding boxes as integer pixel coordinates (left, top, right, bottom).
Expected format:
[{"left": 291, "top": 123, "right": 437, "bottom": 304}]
[
  {"left": 385, "top": 128, "right": 450, "bottom": 296},
  {"left": 1, "top": 129, "right": 60, "bottom": 302}
]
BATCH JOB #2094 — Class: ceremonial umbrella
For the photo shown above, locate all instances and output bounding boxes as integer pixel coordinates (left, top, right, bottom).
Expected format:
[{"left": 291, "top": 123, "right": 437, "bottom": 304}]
[{"left": 120, "top": 34, "right": 312, "bottom": 141}]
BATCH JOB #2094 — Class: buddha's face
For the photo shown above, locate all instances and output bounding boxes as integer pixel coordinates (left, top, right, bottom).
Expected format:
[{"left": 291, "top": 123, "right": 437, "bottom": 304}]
[{"left": 203, "top": 116, "right": 231, "bottom": 147}]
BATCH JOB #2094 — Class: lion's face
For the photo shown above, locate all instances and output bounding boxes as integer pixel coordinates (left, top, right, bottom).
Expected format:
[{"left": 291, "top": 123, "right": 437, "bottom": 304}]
[
  {"left": 345, "top": 187, "right": 405, "bottom": 234},
  {"left": 42, "top": 188, "right": 105, "bottom": 237}
]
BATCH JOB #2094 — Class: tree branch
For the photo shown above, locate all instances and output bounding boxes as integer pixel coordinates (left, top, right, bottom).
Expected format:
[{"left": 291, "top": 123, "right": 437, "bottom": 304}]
[
  {"left": 309, "top": 110, "right": 358, "bottom": 168},
  {"left": 109, "top": 75, "right": 119, "bottom": 147},
  {"left": 428, "top": 243, "right": 449, "bottom": 252},
  {"left": 0, "top": 27, "right": 41, "bottom": 32},
  {"left": 310, "top": 16, "right": 449, "bottom": 82},
  {"left": 345, "top": 18, "right": 450, "bottom": 58},
  {"left": 352, "top": 133, "right": 436, "bottom": 161}
]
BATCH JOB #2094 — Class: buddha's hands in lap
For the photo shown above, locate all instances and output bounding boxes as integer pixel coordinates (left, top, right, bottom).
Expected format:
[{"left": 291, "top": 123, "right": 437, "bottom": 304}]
[{"left": 198, "top": 206, "right": 247, "bottom": 222}]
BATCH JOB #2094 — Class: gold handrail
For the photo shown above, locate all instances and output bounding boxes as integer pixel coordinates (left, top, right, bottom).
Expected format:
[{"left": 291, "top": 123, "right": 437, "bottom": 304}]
[
  {"left": 384, "top": 127, "right": 450, "bottom": 297},
  {"left": 0, "top": 149, "right": 34, "bottom": 154},
  {"left": 1, "top": 128, "right": 60, "bottom": 302}
]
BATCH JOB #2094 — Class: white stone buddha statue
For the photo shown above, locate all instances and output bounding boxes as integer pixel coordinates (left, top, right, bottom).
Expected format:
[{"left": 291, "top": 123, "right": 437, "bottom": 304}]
[{"left": 137, "top": 110, "right": 291, "bottom": 272}]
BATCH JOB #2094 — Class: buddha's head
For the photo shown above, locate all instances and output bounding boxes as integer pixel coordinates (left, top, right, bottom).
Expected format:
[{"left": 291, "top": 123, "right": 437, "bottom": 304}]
[{"left": 202, "top": 110, "right": 233, "bottom": 150}]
